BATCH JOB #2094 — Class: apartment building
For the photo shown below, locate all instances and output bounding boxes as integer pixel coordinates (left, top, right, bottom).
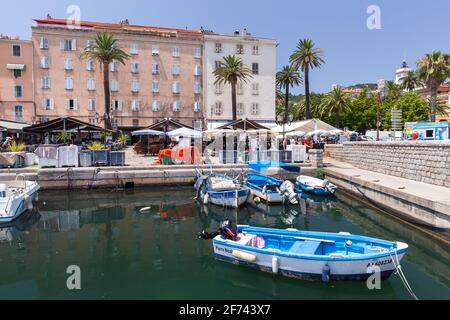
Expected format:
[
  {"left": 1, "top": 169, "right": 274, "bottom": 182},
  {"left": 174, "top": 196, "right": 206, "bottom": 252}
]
[
  {"left": 31, "top": 18, "right": 204, "bottom": 130},
  {"left": 203, "top": 29, "right": 277, "bottom": 129},
  {"left": 0, "top": 37, "right": 34, "bottom": 123}
]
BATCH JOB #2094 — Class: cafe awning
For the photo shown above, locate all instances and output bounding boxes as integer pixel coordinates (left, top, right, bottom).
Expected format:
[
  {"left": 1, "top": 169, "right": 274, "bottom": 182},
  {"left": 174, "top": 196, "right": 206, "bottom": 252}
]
[
  {"left": 6, "top": 64, "right": 25, "bottom": 70},
  {"left": 23, "top": 117, "right": 111, "bottom": 134},
  {"left": 0, "top": 119, "right": 29, "bottom": 132}
]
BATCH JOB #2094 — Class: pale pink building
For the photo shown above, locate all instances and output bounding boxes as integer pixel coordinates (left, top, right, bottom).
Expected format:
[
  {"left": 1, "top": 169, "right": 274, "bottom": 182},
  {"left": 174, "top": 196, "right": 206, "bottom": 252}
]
[
  {"left": 31, "top": 18, "right": 204, "bottom": 130},
  {"left": 0, "top": 37, "right": 35, "bottom": 123}
]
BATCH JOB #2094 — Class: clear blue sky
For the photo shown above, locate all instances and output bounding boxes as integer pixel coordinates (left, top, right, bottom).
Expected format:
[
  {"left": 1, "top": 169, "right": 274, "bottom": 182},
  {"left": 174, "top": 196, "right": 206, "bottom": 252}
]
[{"left": 1, "top": 0, "right": 449, "bottom": 93}]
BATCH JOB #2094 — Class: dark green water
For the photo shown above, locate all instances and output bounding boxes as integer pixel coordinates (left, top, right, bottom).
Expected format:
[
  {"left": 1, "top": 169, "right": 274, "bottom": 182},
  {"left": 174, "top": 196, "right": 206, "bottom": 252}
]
[{"left": 0, "top": 187, "right": 449, "bottom": 300}]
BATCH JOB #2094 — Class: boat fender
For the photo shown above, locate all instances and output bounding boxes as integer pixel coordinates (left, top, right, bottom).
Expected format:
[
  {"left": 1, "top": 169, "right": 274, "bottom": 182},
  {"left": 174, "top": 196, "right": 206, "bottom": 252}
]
[
  {"left": 253, "top": 196, "right": 261, "bottom": 204},
  {"left": 203, "top": 193, "right": 209, "bottom": 205},
  {"left": 139, "top": 207, "right": 151, "bottom": 213},
  {"left": 232, "top": 250, "right": 257, "bottom": 263},
  {"left": 322, "top": 264, "right": 331, "bottom": 283},
  {"left": 272, "top": 256, "right": 279, "bottom": 274}
]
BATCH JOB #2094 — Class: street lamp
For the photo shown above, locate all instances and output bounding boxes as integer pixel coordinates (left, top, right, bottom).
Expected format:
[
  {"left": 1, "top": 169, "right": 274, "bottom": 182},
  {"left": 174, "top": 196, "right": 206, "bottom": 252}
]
[
  {"left": 376, "top": 88, "right": 388, "bottom": 141},
  {"left": 276, "top": 112, "right": 294, "bottom": 148}
]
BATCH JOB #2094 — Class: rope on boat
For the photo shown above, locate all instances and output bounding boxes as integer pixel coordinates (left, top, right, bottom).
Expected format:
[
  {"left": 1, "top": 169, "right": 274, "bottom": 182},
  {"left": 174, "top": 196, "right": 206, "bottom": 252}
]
[{"left": 389, "top": 250, "right": 419, "bottom": 300}]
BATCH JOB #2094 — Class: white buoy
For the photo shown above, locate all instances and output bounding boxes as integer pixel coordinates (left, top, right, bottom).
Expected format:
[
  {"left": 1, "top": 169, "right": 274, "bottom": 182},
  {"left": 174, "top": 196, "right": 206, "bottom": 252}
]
[
  {"left": 203, "top": 193, "right": 209, "bottom": 205},
  {"left": 272, "top": 256, "right": 279, "bottom": 274}
]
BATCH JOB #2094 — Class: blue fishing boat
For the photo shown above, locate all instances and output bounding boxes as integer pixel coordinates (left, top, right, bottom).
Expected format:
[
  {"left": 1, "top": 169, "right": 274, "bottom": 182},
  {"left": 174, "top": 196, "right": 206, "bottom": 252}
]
[
  {"left": 201, "top": 224, "right": 408, "bottom": 282},
  {"left": 195, "top": 171, "right": 250, "bottom": 209},
  {"left": 245, "top": 173, "right": 300, "bottom": 205},
  {"left": 296, "top": 176, "right": 337, "bottom": 196}
]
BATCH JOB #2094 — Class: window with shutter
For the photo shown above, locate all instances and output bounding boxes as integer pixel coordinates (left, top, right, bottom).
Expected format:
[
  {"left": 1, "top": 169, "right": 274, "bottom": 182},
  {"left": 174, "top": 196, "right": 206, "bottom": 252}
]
[
  {"left": 40, "top": 37, "right": 49, "bottom": 49},
  {"left": 194, "top": 82, "right": 201, "bottom": 94},
  {"left": 172, "top": 101, "right": 181, "bottom": 112},
  {"left": 152, "top": 100, "right": 161, "bottom": 112},
  {"left": 64, "top": 58, "right": 73, "bottom": 70},
  {"left": 215, "top": 43, "right": 222, "bottom": 53},
  {"left": 88, "top": 99, "right": 96, "bottom": 111},
  {"left": 252, "top": 83, "right": 259, "bottom": 95},
  {"left": 131, "top": 62, "right": 139, "bottom": 74},
  {"left": 130, "top": 43, "right": 139, "bottom": 55},
  {"left": 41, "top": 76, "right": 50, "bottom": 89},
  {"left": 153, "top": 81, "right": 160, "bottom": 93},
  {"left": 132, "top": 100, "right": 140, "bottom": 111},
  {"left": 173, "top": 82, "right": 180, "bottom": 94},
  {"left": 194, "top": 65, "right": 202, "bottom": 76},
  {"left": 14, "top": 85, "right": 23, "bottom": 97},
  {"left": 110, "top": 80, "right": 118, "bottom": 92},
  {"left": 41, "top": 56, "right": 49, "bottom": 69},
  {"left": 252, "top": 63, "right": 259, "bottom": 75},
  {"left": 152, "top": 63, "right": 160, "bottom": 75},
  {"left": 173, "top": 47, "right": 180, "bottom": 57},
  {"left": 237, "top": 83, "right": 244, "bottom": 95},
  {"left": 152, "top": 45, "right": 159, "bottom": 55},
  {"left": 237, "top": 103, "right": 245, "bottom": 116},
  {"left": 214, "top": 102, "right": 223, "bottom": 115},
  {"left": 194, "top": 47, "right": 202, "bottom": 58},
  {"left": 172, "top": 64, "right": 180, "bottom": 76},
  {"left": 132, "top": 80, "right": 140, "bottom": 93},
  {"left": 194, "top": 102, "right": 201, "bottom": 113},
  {"left": 110, "top": 61, "right": 118, "bottom": 72},
  {"left": 65, "top": 77, "right": 73, "bottom": 90},
  {"left": 88, "top": 78, "right": 95, "bottom": 91}
]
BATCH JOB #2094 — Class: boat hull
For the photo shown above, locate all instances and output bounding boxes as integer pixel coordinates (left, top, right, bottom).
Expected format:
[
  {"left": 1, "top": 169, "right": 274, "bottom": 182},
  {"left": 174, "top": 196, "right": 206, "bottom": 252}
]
[
  {"left": 214, "top": 249, "right": 398, "bottom": 281},
  {"left": 207, "top": 188, "right": 250, "bottom": 209},
  {"left": 297, "top": 182, "right": 336, "bottom": 196},
  {"left": 0, "top": 181, "right": 40, "bottom": 224},
  {"left": 212, "top": 226, "right": 407, "bottom": 282}
]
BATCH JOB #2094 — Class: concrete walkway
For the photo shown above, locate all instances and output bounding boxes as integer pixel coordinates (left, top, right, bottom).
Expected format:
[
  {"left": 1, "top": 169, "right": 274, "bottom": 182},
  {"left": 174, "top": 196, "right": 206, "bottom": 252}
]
[{"left": 324, "top": 158, "right": 450, "bottom": 230}]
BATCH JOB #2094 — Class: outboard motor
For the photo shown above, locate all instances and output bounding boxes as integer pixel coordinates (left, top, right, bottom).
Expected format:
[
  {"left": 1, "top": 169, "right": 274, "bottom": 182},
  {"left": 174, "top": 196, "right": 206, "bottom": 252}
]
[
  {"left": 0, "top": 184, "right": 6, "bottom": 198},
  {"left": 279, "top": 180, "right": 299, "bottom": 205}
]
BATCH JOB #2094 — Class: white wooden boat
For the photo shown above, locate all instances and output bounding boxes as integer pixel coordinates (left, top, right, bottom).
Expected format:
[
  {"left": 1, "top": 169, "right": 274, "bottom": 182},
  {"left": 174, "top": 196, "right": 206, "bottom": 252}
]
[
  {"left": 206, "top": 225, "right": 408, "bottom": 282},
  {"left": 296, "top": 176, "right": 337, "bottom": 196},
  {"left": 195, "top": 172, "right": 250, "bottom": 209}
]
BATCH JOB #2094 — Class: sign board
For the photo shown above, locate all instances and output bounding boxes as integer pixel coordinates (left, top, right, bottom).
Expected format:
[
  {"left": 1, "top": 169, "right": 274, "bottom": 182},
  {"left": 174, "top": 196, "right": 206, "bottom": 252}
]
[{"left": 391, "top": 108, "right": 403, "bottom": 130}]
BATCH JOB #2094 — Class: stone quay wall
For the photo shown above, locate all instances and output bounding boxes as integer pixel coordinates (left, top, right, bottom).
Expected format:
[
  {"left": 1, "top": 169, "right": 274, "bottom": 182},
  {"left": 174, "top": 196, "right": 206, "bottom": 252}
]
[{"left": 325, "top": 141, "right": 450, "bottom": 188}]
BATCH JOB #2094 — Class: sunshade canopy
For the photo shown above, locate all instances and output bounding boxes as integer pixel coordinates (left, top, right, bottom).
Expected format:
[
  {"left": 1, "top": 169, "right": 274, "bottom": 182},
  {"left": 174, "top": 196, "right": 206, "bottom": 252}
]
[
  {"left": 131, "top": 129, "right": 165, "bottom": 136},
  {"left": 6, "top": 64, "right": 25, "bottom": 70},
  {"left": 216, "top": 119, "right": 270, "bottom": 131},
  {"left": 271, "top": 119, "right": 338, "bottom": 134},
  {"left": 23, "top": 117, "right": 110, "bottom": 134},
  {"left": 147, "top": 118, "right": 193, "bottom": 132},
  {"left": 0, "top": 119, "right": 29, "bottom": 132},
  {"left": 167, "top": 127, "right": 202, "bottom": 138}
]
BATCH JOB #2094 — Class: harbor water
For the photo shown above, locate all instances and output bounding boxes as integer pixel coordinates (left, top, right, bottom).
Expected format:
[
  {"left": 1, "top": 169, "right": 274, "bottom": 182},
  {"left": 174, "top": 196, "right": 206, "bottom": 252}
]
[{"left": 0, "top": 187, "right": 449, "bottom": 300}]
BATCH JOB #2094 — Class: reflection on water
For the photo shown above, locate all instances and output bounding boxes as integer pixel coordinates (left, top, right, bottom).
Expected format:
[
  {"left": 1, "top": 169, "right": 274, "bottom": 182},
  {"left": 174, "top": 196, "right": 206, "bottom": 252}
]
[{"left": 0, "top": 187, "right": 448, "bottom": 300}]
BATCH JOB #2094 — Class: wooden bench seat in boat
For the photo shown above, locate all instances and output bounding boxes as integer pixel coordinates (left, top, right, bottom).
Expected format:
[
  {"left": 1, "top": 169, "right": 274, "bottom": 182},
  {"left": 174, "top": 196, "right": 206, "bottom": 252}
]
[{"left": 289, "top": 240, "right": 321, "bottom": 255}]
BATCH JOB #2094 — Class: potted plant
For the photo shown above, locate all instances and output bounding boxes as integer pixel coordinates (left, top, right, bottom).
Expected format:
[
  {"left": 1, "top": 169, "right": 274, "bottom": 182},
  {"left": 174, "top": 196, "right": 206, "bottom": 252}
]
[
  {"left": 57, "top": 132, "right": 73, "bottom": 145},
  {"left": 2, "top": 140, "right": 26, "bottom": 168},
  {"left": 110, "top": 132, "right": 128, "bottom": 166},
  {"left": 88, "top": 141, "right": 110, "bottom": 166}
]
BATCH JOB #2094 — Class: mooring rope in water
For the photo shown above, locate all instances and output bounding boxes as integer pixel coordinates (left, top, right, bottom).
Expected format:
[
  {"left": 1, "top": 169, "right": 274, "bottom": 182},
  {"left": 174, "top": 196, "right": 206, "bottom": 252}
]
[{"left": 389, "top": 250, "right": 419, "bottom": 300}]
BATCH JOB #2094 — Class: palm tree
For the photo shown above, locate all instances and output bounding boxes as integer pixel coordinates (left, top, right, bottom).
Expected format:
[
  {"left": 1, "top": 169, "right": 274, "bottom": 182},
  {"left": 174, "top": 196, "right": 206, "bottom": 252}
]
[
  {"left": 399, "top": 70, "right": 422, "bottom": 92},
  {"left": 386, "top": 81, "right": 402, "bottom": 100},
  {"left": 320, "top": 87, "right": 352, "bottom": 128},
  {"left": 290, "top": 38, "right": 325, "bottom": 119},
  {"left": 213, "top": 55, "right": 253, "bottom": 121},
  {"left": 416, "top": 51, "right": 450, "bottom": 122},
  {"left": 81, "top": 33, "right": 130, "bottom": 129},
  {"left": 276, "top": 65, "right": 303, "bottom": 142}
]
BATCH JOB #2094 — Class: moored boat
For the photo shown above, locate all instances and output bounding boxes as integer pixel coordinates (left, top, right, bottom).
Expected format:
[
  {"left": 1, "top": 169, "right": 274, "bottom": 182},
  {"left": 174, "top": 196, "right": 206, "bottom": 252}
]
[
  {"left": 245, "top": 173, "right": 300, "bottom": 205},
  {"left": 195, "top": 172, "right": 250, "bottom": 209},
  {"left": 296, "top": 176, "right": 337, "bottom": 196},
  {"left": 201, "top": 224, "right": 408, "bottom": 282},
  {"left": 0, "top": 180, "right": 40, "bottom": 224}
]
